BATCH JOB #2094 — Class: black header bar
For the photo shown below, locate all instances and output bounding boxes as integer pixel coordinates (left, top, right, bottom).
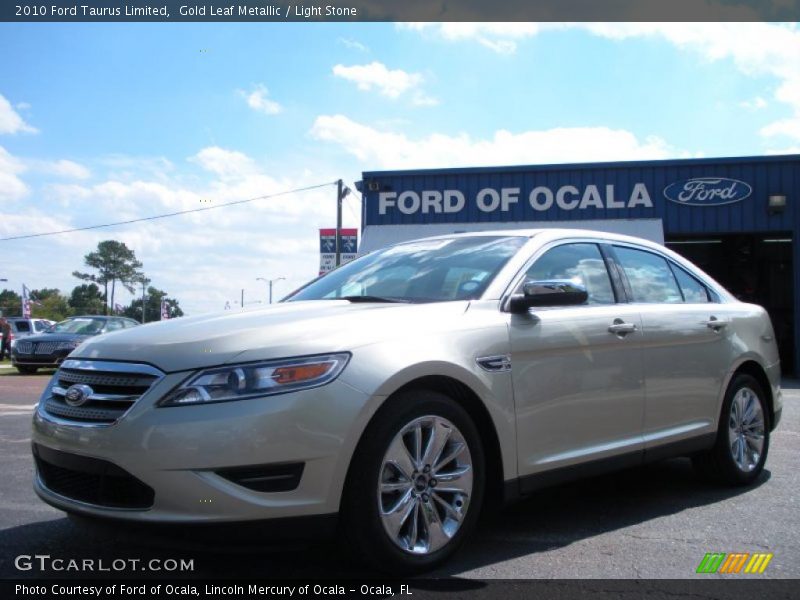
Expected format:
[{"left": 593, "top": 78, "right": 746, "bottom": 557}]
[{"left": 3, "top": 0, "right": 799, "bottom": 23}]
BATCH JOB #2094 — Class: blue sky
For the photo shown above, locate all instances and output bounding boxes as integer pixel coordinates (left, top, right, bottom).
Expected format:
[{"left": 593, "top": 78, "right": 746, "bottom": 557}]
[{"left": 1, "top": 23, "right": 799, "bottom": 314}]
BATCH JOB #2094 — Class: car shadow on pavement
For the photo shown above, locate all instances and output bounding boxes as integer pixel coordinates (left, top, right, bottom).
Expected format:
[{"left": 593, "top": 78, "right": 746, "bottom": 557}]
[
  {"left": 433, "top": 457, "right": 771, "bottom": 577},
  {"left": 0, "top": 457, "right": 769, "bottom": 579}
]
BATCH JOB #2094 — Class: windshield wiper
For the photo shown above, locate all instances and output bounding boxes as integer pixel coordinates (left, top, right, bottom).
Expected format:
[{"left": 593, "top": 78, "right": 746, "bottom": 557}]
[{"left": 337, "top": 295, "right": 412, "bottom": 303}]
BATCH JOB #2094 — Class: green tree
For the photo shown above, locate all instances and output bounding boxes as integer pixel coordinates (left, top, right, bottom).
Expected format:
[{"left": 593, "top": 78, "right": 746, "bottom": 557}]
[
  {"left": 68, "top": 284, "right": 106, "bottom": 315},
  {"left": 0, "top": 289, "right": 21, "bottom": 318},
  {"left": 123, "top": 286, "right": 184, "bottom": 322},
  {"left": 29, "top": 288, "right": 61, "bottom": 302},
  {"left": 73, "top": 240, "right": 143, "bottom": 315},
  {"left": 29, "top": 289, "right": 70, "bottom": 321}
]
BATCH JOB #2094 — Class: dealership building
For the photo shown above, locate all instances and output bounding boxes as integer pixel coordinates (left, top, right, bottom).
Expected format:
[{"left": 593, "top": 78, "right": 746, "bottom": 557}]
[{"left": 356, "top": 154, "right": 798, "bottom": 375}]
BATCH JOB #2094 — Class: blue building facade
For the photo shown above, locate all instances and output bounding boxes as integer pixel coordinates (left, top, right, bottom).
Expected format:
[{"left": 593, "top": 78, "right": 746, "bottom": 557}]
[{"left": 359, "top": 154, "right": 799, "bottom": 374}]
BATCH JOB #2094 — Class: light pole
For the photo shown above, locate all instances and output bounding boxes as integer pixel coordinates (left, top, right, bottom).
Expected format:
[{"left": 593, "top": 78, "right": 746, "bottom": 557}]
[
  {"left": 256, "top": 277, "right": 285, "bottom": 304},
  {"left": 139, "top": 276, "right": 150, "bottom": 324}
]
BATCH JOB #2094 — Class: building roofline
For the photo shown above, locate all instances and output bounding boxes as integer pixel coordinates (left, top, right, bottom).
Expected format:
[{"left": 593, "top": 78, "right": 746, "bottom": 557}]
[{"left": 361, "top": 153, "right": 800, "bottom": 179}]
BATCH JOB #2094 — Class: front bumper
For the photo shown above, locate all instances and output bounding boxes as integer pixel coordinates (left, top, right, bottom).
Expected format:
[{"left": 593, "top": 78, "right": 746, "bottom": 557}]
[
  {"left": 12, "top": 348, "right": 71, "bottom": 368},
  {"left": 32, "top": 371, "right": 373, "bottom": 523}
]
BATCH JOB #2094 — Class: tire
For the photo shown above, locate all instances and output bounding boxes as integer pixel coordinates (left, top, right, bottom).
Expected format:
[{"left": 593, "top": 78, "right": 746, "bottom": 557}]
[
  {"left": 341, "top": 389, "right": 485, "bottom": 574},
  {"left": 16, "top": 365, "right": 38, "bottom": 374},
  {"left": 692, "top": 373, "right": 770, "bottom": 486}
]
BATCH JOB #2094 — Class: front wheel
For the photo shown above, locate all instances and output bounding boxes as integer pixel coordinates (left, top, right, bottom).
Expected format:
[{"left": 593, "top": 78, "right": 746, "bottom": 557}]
[
  {"left": 342, "top": 389, "right": 485, "bottom": 573},
  {"left": 16, "top": 365, "right": 38, "bottom": 375},
  {"left": 693, "top": 373, "right": 770, "bottom": 485}
]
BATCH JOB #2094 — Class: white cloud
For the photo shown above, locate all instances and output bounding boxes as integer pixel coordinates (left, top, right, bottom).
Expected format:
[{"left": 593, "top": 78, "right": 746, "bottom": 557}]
[
  {"left": 400, "top": 23, "right": 543, "bottom": 54},
  {"left": 238, "top": 84, "right": 282, "bottom": 115},
  {"left": 765, "top": 146, "right": 800, "bottom": 155},
  {"left": 338, "top": 37, "right": 369, "bottom": 52},
  {"left": 3, "top": 143, "right": 354, "bottom": 314},
  {"left": 0, "top": 145, "right": 28, "bottom": 202},
  {"left": 740, "top": 97, "right": 768, "bottom": 110},
  {"left": 760, "top": 118, "right": 800, "bottom": 140},
  {"left": 310, "top": 114, "right": 692, "bottom": 169},
  {"left": 411, "top": 91, "right": 439, "bottom": 107},
  {"left": 42, "top": 159, "right": 91, "bottom": 180},
  {"left": 404, "top": 23, "right": 800, "bottom": 142},
  {"left": 580, "top": 23, "right": 800, "bottom": 143},
  {"left": 0, "top": 93, "right": 38, "bottom": 134},
  {"left": 190, "top": 146, "right": 260, "bottom": 180},
  {"left": 333, "top": 62, "right": 436, "bottom": 104}
]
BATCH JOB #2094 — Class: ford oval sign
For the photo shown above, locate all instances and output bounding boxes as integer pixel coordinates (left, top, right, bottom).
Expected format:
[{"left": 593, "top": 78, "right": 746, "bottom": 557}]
[{"left": 663, "top": 177, "right": 752, "bottom": 207}]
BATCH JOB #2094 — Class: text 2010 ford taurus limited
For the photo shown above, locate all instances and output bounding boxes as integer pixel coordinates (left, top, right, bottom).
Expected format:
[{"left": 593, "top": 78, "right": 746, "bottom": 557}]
[{"left": 31, "top": 229, "right": 782, "bottom": 572}]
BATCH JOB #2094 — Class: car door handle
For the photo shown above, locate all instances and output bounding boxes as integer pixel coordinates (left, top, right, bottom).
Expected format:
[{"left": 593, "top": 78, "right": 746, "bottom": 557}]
[
  {"left": 608, "top": 320, "right": 637, "bottom": 336},
  {"left": 703, "top": 317, "right": 729, "bottom": 331}
]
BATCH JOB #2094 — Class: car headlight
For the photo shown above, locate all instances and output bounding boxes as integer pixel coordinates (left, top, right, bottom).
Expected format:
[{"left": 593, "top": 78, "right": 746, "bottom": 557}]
[{"left": 159, "top": 353, "right": 351, "bottom": 406}]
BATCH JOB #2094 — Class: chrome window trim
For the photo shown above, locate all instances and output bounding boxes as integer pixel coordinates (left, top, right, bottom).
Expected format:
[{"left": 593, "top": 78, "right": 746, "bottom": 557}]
[{"left": 495, "top": 236, "right": 730, "bottom": 313}]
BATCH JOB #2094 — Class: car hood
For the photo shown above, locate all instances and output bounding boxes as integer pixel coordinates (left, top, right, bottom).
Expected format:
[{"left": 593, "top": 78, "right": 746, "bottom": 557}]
[{"left": 70, "top": 300, "right": 471, "bottom": 373}]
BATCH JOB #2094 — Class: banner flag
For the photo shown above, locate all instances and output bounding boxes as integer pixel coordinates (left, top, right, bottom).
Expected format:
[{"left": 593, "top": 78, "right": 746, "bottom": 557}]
[{"left": 319, "top": 228, "right": 358, "bottom": 275}]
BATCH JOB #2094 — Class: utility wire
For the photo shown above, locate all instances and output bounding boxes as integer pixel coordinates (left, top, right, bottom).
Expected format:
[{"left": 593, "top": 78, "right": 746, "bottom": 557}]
[{"left": 0, "top": 181, "right": 338, "bottom": 242}]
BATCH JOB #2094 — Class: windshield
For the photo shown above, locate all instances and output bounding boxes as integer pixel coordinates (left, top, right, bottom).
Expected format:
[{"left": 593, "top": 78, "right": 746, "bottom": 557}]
[
  {"left": 287, "top": 235, "right": 527, "bottom": 303},
  {"left": 50, "top": 317, "right": 106, "bottom": 335}
]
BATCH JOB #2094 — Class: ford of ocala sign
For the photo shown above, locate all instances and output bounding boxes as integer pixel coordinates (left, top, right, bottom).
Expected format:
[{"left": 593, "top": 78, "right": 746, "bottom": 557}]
[
  {"left": 378, "top": 184, "right": 653, "bottom": 215},
  {"left": 663, "top": 177, "right": 752, "bottom": 207}
]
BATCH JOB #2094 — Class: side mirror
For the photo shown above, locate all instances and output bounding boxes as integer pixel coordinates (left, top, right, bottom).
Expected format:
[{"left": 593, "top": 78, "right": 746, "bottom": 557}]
[{"left": 508, "top": 280, "right": 589, "bottom": 314}]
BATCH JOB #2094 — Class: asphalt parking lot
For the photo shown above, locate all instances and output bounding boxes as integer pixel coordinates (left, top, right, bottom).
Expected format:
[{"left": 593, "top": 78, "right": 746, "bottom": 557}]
[{"left": 1, "top": 367, "right": 798, "bottom": 580}]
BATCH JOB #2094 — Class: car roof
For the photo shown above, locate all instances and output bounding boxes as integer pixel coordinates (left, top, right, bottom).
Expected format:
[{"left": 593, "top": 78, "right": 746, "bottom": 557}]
[{"left": 399, "top": 227, "right": 666, "bottom": 251}]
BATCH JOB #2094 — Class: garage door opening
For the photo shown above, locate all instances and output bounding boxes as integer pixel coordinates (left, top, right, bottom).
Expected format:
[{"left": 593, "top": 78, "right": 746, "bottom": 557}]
[{"left": 666, "top": 233, "right": 794, "bottom": 375}]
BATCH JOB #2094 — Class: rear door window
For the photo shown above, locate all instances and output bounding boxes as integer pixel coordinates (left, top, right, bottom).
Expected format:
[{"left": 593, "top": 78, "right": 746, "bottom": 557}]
[
  {"left": 614, "top": 246, "right": 683, "bottom": 304},
  {"left": 13, "top": 321, "right": 31, "bottom": 333},
  {"left": 670, "top": 264, "right": 711, "bottom": 303}
]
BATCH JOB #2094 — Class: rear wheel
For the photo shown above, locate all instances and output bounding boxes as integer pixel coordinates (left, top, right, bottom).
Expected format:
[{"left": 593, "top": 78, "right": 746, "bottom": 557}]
[
  {"left": 693, "top": 373, "right": 769, "bottom": 485},
  {"left": 342, "top": 389, "right": 484, "bottom": 573},
  {"left": 16, "top": 365, "right": 38, "bottom": 374}
]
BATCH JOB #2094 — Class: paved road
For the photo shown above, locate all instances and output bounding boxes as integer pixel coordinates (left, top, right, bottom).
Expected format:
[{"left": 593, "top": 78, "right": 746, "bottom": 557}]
[{"left": 1, "top": 369, "right": 797, "bottom": 579}]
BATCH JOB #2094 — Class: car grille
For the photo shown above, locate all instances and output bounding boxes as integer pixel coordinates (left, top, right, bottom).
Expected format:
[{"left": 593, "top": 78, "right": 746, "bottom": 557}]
[
  {"left": 35, "top": 341, "right": 59, "bottom": 354},
  {"left": 16, "top": 341, "right": 33, "bottom": 354},
  {"left": 43, "top": 359, "right": 163, "bottom": 425},
  {"left": 33, "top": 444, "right": 154, "bottom": 509}
]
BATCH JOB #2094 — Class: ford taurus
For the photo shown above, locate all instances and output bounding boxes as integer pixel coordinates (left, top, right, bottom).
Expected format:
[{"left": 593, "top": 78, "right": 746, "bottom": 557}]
[{"left": 31, "top": 229, "right": 782, "bottom": 572}]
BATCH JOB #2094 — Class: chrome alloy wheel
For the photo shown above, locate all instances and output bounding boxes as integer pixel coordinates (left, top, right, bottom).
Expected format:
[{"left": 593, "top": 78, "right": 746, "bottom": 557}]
[
  {"left": 728, "top": 387, "right": 765, "bottom": 473},
  {"left": 378, "top": 415, "right": 473, "bottom": 555}
]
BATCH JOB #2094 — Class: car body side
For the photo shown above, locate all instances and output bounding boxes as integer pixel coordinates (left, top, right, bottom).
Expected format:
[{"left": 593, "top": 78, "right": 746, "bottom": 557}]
[{"left": 31, "top": 229, "right": 781, "bottom": 525}]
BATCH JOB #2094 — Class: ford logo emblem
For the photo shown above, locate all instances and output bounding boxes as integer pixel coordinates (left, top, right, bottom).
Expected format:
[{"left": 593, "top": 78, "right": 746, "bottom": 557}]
[
  {"left": 64, "top": 384, "right": 94, "bottom": 407},
  {"left": 663, "top": 177, "right": 752, "bottom": 207}
]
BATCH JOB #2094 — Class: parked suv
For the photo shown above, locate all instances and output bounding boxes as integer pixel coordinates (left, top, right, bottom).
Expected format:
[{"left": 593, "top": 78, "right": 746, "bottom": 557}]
[
  {"left": 13, "top": 315, "right": 139, "bottom": 374},
  {"left": 6, "top": 317, "right": 54, "bottom": 350},
  {"left": 30, "top": 230, "right": 781, "bottom": 572}
]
